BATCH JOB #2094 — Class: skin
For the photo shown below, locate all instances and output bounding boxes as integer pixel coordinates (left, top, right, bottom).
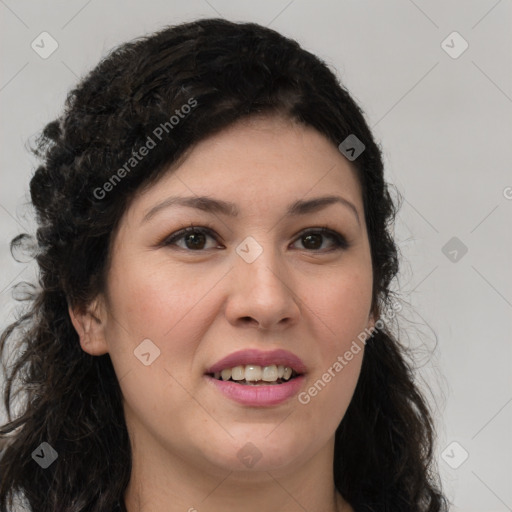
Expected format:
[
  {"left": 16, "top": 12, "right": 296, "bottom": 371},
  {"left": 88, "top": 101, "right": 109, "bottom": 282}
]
[{"left": 70, "top": 115, "right": 375, "bottom": 512}]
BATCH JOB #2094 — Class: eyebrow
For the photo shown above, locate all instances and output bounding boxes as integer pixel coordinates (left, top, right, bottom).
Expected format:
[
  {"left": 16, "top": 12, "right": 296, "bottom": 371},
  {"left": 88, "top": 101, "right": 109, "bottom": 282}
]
[{"left": 142, "top": 194, "right": 360, "bottom": 226}]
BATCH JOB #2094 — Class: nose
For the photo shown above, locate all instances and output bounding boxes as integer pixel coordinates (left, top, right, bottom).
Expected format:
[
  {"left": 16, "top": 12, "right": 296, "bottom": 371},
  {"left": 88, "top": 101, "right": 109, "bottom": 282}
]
[{"left": 224, "top": 240, "right": 301, "bottom": 331}]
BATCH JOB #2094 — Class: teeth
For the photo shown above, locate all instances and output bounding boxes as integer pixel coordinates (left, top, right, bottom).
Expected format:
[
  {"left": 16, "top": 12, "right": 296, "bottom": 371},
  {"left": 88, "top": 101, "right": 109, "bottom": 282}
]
[
  {"left": 212, "top": 364, "right": 297, "bottom": 383},
  {"left": 262, "top": 365, "right": 278, "bottom": 381},
  {"left": 232, "top": 365, "right": 245, "bottom": 381},
  {"left": 221, "top": 368, "right": 232, "bottom": 381},
  {"left": 245, "top": 365, "right": 262, "bottom": 382}
]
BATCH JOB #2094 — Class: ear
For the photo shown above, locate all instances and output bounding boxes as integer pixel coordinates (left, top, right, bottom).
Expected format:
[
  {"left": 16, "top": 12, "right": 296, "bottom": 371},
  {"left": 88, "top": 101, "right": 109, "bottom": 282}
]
[{"left": 68, "top": 296, "right": 109, "bottom": 356}]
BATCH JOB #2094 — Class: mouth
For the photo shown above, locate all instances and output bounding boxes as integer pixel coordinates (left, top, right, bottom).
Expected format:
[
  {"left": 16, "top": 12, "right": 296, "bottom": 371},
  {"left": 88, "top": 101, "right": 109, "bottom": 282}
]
[
  {"left": 204, "top": 348, "right": 307, "bottom": 402},
  {"left": 207, "top": 364, "right": 302, "bottom": 386}
]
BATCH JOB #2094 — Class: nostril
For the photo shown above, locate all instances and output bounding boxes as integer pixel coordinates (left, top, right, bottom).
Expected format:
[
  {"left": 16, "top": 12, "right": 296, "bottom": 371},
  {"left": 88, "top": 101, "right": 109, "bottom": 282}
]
[{"left": 240, "top": 317, "right": 259, "bottom": 327}]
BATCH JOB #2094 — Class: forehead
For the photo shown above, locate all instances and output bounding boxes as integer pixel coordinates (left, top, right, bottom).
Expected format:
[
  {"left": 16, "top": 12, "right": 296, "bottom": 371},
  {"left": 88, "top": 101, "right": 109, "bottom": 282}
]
[{"left": 132, "top": 115, "right": 363, "bottom": 218}]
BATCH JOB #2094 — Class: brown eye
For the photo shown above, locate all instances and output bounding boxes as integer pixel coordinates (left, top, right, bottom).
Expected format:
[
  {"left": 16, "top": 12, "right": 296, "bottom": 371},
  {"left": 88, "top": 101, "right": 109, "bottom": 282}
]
[
  {"left": 293, "top": 228, "right": 349, "bottom": 252},
  {"left": 163, "top": 226, "right": 219, "bottom": 251},
  {"left": 162, "top": 225, "right": 349, "bottom": 253},
  {"left": 301, "top": 233, "right": 323, "bottom": 250},
  {"left": 182, "top": 231, "right": 207, "bottom": 250}
]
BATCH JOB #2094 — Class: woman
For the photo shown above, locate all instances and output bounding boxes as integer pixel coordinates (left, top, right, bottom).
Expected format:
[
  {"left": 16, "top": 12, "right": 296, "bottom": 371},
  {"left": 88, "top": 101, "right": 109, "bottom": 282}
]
[{"left": 0, "top": 18, "right": 449, "bottom": 512}]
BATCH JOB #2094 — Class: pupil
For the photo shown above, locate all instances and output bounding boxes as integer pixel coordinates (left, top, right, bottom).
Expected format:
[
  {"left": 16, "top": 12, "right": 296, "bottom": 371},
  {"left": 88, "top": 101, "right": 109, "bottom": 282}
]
[
  {"left": 303, "top": 234, "right": 321, "bottom": 250},
  {"left": 186, "top": 233, "right": 206, "bottom": 249}
]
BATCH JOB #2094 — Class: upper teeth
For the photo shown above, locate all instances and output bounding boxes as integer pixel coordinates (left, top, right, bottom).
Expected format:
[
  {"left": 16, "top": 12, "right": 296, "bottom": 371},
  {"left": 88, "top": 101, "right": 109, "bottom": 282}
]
[{"left": 213, "top": 364, "right": 294, "bottom": 382}]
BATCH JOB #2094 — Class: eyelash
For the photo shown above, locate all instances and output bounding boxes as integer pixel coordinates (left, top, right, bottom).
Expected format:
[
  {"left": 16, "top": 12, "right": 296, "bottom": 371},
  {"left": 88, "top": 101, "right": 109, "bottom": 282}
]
[{"left": 161, "top": 223, "right": 350, "bottom": 253}]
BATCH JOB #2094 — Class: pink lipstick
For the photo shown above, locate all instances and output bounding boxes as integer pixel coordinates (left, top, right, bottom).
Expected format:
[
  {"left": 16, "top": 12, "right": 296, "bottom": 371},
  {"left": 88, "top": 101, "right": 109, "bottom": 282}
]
[{"left": 205, "top": 349, "right": 306, "bottom": 407}]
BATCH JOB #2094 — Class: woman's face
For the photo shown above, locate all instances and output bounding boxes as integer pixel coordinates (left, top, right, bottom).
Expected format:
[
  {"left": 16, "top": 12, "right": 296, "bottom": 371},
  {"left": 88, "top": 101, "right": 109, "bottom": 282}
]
[{"left": 86, "top": 115, "right": 374, "bottom": 477}]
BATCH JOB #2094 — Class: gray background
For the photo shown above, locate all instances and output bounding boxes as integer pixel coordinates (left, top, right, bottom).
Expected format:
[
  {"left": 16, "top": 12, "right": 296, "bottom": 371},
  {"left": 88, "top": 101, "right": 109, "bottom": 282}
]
[{"left": 1, "top": 1, "right": 511, "bottom": 510}]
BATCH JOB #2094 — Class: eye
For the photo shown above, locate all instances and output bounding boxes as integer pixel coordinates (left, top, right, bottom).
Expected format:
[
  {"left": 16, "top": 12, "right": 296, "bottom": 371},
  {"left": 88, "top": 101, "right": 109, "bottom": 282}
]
[
  {"left": 291, "top": 227, "right": 350, "bottom": 252},
  {"left": 161, "top": 225, "right": 350, "bottom": 253},
  {"left": 162, "top": 225, "right": 220, "bottom": 251}
]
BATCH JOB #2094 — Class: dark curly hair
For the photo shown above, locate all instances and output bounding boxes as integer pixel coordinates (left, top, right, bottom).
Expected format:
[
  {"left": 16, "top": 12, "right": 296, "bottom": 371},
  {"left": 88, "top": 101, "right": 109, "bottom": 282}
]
[{"left": 0, "top": 17, "right": 449, "bottom": 512}]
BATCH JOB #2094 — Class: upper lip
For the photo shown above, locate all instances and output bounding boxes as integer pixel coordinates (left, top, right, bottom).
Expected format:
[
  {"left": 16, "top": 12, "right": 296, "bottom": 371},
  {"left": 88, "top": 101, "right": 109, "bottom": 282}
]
[{"left": 206, "top": 349, "right": 307, "bottom": 375}]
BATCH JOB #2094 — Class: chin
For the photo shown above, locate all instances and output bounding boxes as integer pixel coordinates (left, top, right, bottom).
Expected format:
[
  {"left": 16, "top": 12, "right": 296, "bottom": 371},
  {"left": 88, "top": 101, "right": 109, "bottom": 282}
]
[{"left": 200, "top": 425, "right": 310, "bottom": 473}]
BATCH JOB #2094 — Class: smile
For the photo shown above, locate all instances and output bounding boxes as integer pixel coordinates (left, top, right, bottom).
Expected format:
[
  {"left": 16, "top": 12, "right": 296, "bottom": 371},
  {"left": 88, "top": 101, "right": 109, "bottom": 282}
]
[
  {"left": 208, "top": 364, "right": 300, "bottom": 385},
  {"left": 204, "top": 349, "right": 307, "bottom": 406}
]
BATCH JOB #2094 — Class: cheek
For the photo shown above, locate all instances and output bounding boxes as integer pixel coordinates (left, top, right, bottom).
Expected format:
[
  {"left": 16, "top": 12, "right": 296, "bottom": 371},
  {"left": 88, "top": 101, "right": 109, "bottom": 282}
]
[
  {"left": 296, "top": 264, "right": 371, "bottom": 419},
  {"left": 104, "top": 257, "right": 223, "bottom": 375},
  {"left": 107, "top": 257, "right": 205, "bottom": 331},
  {"left": 307, "top": 263, "right": 373, "bottom": 351},
  {"left": 296, "top": 340, "right": 364, "bottom": 453},
  {"left": 103, "top": 261, "right": 217, "bottom": 432}
]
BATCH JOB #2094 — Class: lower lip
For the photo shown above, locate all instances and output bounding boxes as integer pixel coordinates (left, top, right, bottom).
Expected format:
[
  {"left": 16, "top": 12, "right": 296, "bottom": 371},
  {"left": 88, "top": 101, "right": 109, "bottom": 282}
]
[{"left": 206, "top": 375, "right": 305, "bottom": 406}]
